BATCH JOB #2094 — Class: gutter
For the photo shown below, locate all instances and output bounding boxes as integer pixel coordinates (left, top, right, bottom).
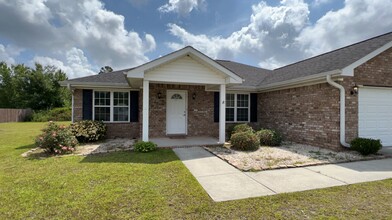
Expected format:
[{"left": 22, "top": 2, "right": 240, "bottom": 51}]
[{"left": 326, "top": 75, "right": 350, "bottom": 148}]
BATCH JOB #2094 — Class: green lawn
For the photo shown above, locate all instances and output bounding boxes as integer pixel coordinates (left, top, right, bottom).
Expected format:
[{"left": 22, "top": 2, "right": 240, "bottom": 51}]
[{"left": 1, "top": 122, "right": 392, "bottom": 219}]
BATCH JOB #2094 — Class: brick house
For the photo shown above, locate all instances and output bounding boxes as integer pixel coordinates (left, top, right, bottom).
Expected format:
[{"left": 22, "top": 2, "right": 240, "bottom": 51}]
[{"left": 61, "top": 32, "right": 392, "bottom": 150}]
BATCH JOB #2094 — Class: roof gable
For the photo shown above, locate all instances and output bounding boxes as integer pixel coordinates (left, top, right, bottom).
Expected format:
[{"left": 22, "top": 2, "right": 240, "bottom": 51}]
[{"left": 126, "top": 46, "right": 243, "bottom": 84}]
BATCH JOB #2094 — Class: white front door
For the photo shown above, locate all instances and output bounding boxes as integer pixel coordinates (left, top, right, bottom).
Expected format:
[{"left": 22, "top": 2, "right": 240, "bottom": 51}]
[{"left": 166, "top": 90, "right": 187, "bottom": 135}]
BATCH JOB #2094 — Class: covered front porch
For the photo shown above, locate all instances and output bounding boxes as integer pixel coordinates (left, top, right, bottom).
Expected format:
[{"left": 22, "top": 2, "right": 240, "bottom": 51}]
[{"left": 126, "top": 47, "right": 243, "bottom": 144}]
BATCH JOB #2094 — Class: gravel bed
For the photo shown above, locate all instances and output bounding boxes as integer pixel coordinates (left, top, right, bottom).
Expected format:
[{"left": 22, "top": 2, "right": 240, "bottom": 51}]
[{"left": 205, "top": 143, "right": 387, "bottom": 171}]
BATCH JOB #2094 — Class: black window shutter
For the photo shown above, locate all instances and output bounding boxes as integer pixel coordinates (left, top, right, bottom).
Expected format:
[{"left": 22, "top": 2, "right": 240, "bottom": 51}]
[
  {"left": 82, "top": 89, "right": 93, "bottom": 120},
  {"left": 250, "top": 93, "right": 258, "bottom": 122},
  {"left": 214, "top": 92, "right": 219, "bottom": 122},
  {"left": 130, "top": 91, "right": 139, "bottom": 122}
]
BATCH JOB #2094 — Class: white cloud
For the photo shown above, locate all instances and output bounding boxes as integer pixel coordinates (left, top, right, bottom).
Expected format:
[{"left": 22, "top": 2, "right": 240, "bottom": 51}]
[
  {"left": 167, "top": 0, "right": 392, "bottom": 69},
  {"left": 0, "top": 0, "right": 156, "bottom": 77},
  {"left": 312, "top": 0, "right": 333, "bottom": 7},
  {"left": 33, "top": 47, "right": 96, "bottom": 79},
  {"left": 297, "top": 0, "right": 392, "bottom": 56},
  {"left": 0, "top": 44, "right": 23, "bottom": 64},
  {"left": 167, "top": 0, "right": 309, "bottom": 68},
  {"left": 158, "top": 0, "right": 205, "bottom": 16}
]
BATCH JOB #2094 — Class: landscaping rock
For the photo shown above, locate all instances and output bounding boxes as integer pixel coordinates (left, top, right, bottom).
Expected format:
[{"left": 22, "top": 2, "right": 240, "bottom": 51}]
[{"left": 205, "top": 143, "right": 387, "bottom": 171}]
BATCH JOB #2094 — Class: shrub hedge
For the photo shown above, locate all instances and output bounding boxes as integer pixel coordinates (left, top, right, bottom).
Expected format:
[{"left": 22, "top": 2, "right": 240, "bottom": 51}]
[
  {"left": 350, "top": 137, "right": 382, "bottom": 155},
  {"left": 69, "top": 120, "right": 107, "bottom": 143},
  {"left": 30, "top": 107, "right": 71, "bottom": 122},
  {"left": 230, "top": 131, "right": 260, "bottom": 151},
  {"left": 232, "top": 124, "right": 253, "bottom": 135},
  {"left": 257, "top": 129, "right": 282, "bottom": 146}
]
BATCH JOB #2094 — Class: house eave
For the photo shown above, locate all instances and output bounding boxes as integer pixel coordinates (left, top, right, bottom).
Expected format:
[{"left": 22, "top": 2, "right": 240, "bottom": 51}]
[
  {"left": 60, "top": 81, "right": 132, "bottom": 89},
  {"left": 256, "top": 70, "right": 342, "bottom": 92}
]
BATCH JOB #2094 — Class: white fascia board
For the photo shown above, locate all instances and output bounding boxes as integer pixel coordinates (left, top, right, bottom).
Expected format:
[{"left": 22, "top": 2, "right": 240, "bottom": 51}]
[
  {"left": 144, "top": 77, "right": 226, "bottom": 85},
  {"left": 125, "top": 46, "right": 243, "bottom": 84},
  {"left": 341, "top": 41, "right": 392, "bottom": 76},
  {"left": 127, "top": 71, "right": 144, "bottom": 78},
  {"left": 256, "top": 70, "right": 341, "bottom": 92},
  {"left": 63, "top": 82, "right": 131, "bottom": 89}
]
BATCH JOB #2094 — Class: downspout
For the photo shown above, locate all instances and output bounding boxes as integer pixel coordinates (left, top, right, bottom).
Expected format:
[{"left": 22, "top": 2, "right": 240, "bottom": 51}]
[{"left": 326, "top": 75, "right": 350, "bottom": 148}]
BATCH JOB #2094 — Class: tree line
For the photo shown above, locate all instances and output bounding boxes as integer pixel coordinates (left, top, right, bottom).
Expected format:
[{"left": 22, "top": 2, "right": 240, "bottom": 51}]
[{"left": 0, "top": 62, "right": 71, "bottom": 110}]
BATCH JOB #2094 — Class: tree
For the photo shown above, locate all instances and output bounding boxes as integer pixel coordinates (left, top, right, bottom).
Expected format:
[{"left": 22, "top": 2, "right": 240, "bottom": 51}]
[
  {"left": 0, "top": 62, "right": 71, "bottom": 110},
  {"left": 99, "top": 66, "right": 113, "bottom": 74}
]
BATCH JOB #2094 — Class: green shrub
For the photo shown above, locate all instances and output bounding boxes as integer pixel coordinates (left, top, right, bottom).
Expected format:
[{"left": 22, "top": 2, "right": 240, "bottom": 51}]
[
  {"left": 232, "top": 124, "right": 254, "bottom": 135},
  {"left": 230, "top": 131, "right": 260, "bottom": 151},
  {"left": 69, "top": 120, "right": 107, "bottom": 143},
  {"left": 35, "top": 122, "right": 78, "bottom": 155},
  {"left": 30, "top": 107, "right": 71, "bottom": 122},
  {"left": 350, "top": 137, "right": 382, "bottom": 155},
  {"left": 134, "top": 141, "right": 157, "bottom": 153},
  {"left": 257, "top": 129, "right": 282, "bottom": 146},
  {"left": 226, "top": 124, "right": 236, "bottom": 140}
]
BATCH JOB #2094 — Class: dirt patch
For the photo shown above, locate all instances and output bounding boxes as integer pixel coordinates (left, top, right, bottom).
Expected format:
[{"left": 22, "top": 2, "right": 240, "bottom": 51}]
[{"left": 205, "top": 143, "right": 387, "bottom": 171}]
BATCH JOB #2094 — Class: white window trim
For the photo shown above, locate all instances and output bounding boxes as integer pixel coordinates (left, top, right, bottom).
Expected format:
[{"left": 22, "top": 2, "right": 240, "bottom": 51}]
[
  {"left": 93, "top": 90, "right": 130, "bottom": 123},
  {"left": 226, "top": 92, "right": 250, "bottom": 123}
]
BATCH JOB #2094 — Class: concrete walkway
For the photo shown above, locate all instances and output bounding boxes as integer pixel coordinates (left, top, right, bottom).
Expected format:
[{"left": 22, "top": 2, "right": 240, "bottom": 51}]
[{"left": 173, "top": 147, "right": 392, "bottom": 202}]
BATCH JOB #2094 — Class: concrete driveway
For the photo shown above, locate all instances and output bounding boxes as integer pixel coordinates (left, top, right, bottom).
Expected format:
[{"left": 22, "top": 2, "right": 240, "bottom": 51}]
[{"left": 173, "top": 147, "right": 392, "bottom": 202}]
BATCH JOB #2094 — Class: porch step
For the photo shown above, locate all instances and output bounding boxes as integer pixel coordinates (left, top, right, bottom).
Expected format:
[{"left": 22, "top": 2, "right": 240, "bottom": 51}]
[{"left": 167, "top": 134, "right": 187, "bottom": 139}]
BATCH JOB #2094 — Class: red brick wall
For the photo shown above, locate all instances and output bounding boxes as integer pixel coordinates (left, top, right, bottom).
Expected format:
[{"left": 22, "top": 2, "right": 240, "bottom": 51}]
[
  {"left": 73, "top": 89, "right": 83, "bottom": 122},
  {"left": 147, "top": 84, "right": 219, "bottom": 138},
  {"left": 345, "top": 47, "right": 392, "bottom": 142},
  {"left": 72, "top": 89, "right": 141, "bottom": 139},
  {"left": 258, "top": 83, "right": 341, "bottom": 150},
  {"left": 258, "top": 47, "right": 392, "bottom": 150}
]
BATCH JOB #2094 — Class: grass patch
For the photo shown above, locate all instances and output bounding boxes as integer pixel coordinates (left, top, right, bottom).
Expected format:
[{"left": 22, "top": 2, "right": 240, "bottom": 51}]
[{"left": 1, "top": 122, "right": 392, "bottom": 219}]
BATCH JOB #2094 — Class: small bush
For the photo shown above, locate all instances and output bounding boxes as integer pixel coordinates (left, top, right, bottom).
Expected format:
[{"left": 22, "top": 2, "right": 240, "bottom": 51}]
[
  {"left": 257, "top": 129, "right": 282, "bottom": 146},
  {"left": 230, "top": 131, "right": 260, "bottom": 151},
  {"left": 134, "top": 141, "right": 157, "bottom": 153},
  {"left": 69, "top": 120, "right": 107, "bottom": 143},
  {"left": 35, "top": 122, "right": 78, "bottom": 155},
  {"left": 30, "top": 107, "right": 71, "bottom": 122},
  {"left": 350, "top": 137, "right": 382, "bottom": 155},
  {"left": 232, "top": 124, "right": 254, "bottom": 135},
  {"left": 226, "top": 124, "right": 236, "bottom": 140}
]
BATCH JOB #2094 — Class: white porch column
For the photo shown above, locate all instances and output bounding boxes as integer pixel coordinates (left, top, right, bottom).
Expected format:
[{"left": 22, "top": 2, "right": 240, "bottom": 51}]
[
  {"left": 219, "top": 84, "right": 226, "bottom": 144},
  {"left": 142, "top": 80, "right": 149, "bottom": 141}
]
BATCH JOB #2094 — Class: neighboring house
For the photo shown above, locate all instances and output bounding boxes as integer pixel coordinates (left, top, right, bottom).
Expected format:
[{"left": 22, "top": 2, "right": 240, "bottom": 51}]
[{"left": 61, "top": 32, "right": 392, "bottom": 150}]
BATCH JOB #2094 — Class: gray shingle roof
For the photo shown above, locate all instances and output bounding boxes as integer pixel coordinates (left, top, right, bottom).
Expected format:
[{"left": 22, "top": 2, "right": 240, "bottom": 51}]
[
  {"left": 65, "top": 32, "right": 392, "bottom": 88},
  {"left": 260, "top": 32, "right": 392, "bottom": 86},
  {"left": 215, "top": 60, "right": 272, "bottom": 87},
  {"left": 67, "top": 68, "right": 133, "bottom": 84}
]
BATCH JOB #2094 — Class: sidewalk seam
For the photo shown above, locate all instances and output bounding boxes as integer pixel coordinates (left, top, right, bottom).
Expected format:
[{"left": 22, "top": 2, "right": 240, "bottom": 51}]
[
  {"left": 195, "top": 171, "right": 241, "bottom": 178},
  {"left": 243, "top": 172, "right": 277, "bottom": 194},
  {"left": 304, "top": 167, "right": 349, "bottom": 184}
]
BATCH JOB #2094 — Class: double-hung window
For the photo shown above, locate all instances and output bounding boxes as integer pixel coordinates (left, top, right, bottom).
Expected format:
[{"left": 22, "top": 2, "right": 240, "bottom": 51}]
[
  {"left": 94, "top": 91, "right": 129, "bottom": 122},
  {"left": 226, "top": 93, "right": 250, "bottom": 122}
]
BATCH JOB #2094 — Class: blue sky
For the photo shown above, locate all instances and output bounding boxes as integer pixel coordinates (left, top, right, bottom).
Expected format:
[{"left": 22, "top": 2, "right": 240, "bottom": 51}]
[{"left": 0, "top": 0, "right": 390, "bottom": 78}]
